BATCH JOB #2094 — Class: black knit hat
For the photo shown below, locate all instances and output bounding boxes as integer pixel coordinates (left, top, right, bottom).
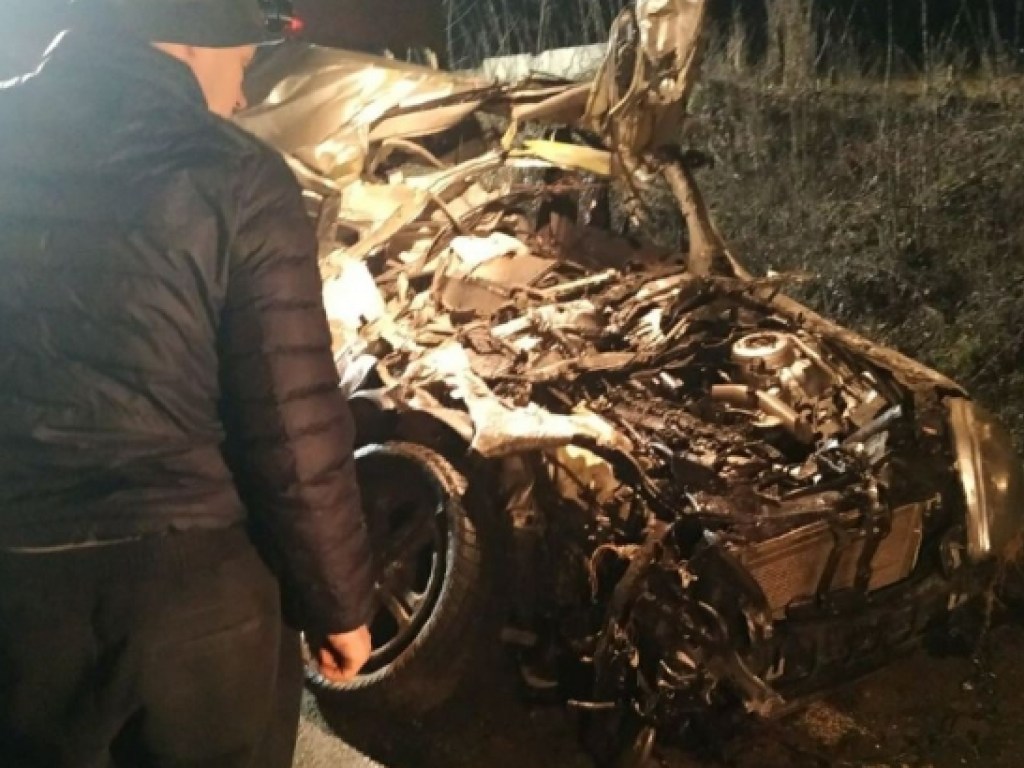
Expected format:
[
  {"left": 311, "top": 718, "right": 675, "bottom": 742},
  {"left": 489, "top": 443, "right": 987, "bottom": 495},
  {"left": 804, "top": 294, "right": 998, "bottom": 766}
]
[{"left": 71, "top": 0, "right": 270, "bottom": 48}]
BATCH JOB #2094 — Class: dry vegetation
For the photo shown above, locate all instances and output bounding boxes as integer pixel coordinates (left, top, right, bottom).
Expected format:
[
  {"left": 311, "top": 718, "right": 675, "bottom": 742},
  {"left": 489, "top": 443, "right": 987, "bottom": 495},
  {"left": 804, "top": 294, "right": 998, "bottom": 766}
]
[
  {"left": 700, "top": 90, "right": 1024, "bottom": 442},
  {"left": 691, "top": 74, "right": 1024, "bottom": 449},
  {"left": 692, "top": 3, "right": 1024, "bottom": 448},
  {"left": 449, "top": 0, "right": 1024, "bottom": 447}
]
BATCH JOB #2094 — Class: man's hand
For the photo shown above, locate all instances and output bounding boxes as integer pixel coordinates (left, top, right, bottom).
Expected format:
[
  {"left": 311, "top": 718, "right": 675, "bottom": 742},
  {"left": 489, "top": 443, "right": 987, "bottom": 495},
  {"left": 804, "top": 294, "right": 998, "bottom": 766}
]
[{"left": 315, "top": 625, "right": 373, "bottom": 683}]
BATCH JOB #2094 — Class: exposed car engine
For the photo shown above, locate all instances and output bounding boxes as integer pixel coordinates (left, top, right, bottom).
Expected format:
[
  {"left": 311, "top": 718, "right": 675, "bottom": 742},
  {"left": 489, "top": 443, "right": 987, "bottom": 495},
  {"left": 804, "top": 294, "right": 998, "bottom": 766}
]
[{"left": 339, "top": 212, "right": 978, "bottom": 746}]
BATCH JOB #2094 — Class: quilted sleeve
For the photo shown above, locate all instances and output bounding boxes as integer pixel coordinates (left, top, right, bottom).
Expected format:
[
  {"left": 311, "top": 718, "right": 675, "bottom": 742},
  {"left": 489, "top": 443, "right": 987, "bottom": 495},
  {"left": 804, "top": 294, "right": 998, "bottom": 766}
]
[{"left": 218, "top": 149, "right": 373, "bottom": 635}]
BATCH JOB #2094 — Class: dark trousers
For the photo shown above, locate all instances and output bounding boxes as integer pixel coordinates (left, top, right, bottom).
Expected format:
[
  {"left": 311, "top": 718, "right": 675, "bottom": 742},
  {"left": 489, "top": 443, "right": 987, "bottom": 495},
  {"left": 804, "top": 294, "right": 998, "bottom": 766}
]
[{"left": 0, "top": 527, "right": 303, "bottom": 768}]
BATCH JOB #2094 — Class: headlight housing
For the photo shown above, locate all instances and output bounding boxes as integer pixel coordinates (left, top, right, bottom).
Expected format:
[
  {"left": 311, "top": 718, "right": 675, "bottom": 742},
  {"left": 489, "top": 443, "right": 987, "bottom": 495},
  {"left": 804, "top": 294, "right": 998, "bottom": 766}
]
[{"left": 948, "top": 398, "right": 1024, "bottom": 562}]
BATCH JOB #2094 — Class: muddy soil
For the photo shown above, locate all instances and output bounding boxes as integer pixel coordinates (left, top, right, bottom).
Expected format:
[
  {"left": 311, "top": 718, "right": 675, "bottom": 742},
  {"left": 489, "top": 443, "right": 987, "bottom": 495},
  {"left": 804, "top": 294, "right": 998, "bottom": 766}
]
[{"left": 304, "top": 615, "right": 1024, "bottom": 768}]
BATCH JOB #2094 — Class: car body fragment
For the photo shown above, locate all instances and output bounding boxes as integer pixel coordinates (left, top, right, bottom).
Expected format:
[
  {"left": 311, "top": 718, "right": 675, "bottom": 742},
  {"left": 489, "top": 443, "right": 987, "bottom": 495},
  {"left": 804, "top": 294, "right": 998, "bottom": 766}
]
[{"left": 237, "top": 0, "right": 1023, "bottom": 761}]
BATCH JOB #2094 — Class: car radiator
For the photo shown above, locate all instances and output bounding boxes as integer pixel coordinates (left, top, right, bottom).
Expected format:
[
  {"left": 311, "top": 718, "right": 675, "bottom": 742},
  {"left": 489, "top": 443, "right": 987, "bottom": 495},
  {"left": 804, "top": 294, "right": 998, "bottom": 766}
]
[{"left": 736, "top": 503, "right": 925, "bottom": 619}]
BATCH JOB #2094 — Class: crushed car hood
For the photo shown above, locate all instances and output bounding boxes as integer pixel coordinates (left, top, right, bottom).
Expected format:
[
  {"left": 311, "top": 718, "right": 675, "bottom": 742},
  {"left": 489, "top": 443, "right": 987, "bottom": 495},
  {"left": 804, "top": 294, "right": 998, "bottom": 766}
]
[{"left": 239, "top": 44, "right": 490, "bottom": 183}]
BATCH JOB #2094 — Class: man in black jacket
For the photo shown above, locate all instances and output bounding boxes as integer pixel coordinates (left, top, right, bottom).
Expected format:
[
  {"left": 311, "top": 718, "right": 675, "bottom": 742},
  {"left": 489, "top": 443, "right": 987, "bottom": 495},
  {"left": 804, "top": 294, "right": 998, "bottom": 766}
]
[{"left": 0, "top": 1, "right": 374, "bottom": 765}]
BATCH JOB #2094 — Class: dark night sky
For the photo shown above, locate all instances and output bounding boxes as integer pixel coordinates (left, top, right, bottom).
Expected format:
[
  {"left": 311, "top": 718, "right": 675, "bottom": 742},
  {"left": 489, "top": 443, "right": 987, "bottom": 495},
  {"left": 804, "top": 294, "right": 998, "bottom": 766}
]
[
  {"left": 2, "top": 0, "right": 1023, "bottom": 73},
  {"left": 446, "top": 0, "right": 1024, "bottom": 67}
]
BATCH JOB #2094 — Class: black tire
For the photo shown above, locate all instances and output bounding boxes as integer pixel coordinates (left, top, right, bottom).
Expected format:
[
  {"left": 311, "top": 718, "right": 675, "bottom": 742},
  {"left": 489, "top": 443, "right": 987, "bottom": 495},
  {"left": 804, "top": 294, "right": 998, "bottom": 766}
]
[{"left": 304, "top": 441, "right": 489, "bottom": 716}]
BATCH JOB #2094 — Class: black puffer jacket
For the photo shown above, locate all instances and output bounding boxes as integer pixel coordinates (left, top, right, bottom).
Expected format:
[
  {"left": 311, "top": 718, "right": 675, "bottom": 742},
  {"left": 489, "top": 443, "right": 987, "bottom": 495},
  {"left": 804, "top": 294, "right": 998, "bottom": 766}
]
[{"left": 0, "top": 31, "right": 372, "bottom": 634}]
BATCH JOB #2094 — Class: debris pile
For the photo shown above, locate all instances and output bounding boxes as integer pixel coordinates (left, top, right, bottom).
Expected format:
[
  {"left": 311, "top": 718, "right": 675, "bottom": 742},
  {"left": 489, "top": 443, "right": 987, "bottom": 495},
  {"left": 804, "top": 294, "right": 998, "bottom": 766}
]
[{"left": 325, "top": 191, "right": 961, "bottom": 735}]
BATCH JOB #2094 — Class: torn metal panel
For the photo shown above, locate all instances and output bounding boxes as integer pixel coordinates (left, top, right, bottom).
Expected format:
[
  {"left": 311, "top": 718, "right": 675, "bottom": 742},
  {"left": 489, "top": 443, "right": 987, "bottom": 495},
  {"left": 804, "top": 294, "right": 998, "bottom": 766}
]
[
  {"left": 480, "top": 44, "right": 608, "bottom": 83},
  {"left": 323, "top": 151, "right": 513, "bottom": 265},
  {"left": 637, "top": 0, "right": 709, "bottom": 107},
  {"left": 509, "top": 83, "right": 592, "bottom": 124},
  {"left": 396, "top": 343, "right": 634, "bottom": 458},
  {"left": 585, "top": 0, "right": 709, "bottom": 160},
  {"left": 548, "top": 445, "right": 625, "bottom": 510},
  {"left": 239, "top": 42, "right": 489, "bottom": 181},
  {"left": 322, "top": 258, "right": 387, "bottom": 332},
  {"left": 368, "top": 99, "right": 486, "bottom": 143},
  {"left": 948, "top": 398, "right": 1024, "bottom": 562},
  {"left": 437, "top": 239, "right": 555, "bottom": 317},
  {"left": 518, "top": 141, "right": 613, "bottom": 177}
]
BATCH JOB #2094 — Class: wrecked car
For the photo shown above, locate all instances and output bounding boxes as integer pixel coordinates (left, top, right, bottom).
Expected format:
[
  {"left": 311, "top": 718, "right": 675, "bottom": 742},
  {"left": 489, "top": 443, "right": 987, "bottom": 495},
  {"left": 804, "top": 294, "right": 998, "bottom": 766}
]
[{"left": 236, "top": 0, "right": 1024, "bottom": 763}]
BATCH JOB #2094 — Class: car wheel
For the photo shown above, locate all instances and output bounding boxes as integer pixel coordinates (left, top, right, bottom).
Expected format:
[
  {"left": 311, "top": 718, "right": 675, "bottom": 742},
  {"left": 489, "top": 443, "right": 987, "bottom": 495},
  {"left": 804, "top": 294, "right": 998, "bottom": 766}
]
[{"left": 303, "top": 440, "right": 488, "bottom": 716}]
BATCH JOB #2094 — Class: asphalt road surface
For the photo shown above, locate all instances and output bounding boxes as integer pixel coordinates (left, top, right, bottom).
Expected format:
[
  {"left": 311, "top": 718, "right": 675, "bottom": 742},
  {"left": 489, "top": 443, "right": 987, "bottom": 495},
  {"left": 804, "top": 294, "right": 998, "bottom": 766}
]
[
  {"left": 296, "top": 705, "right": 382, "bottom": 768},
  {"left": 294, "top": 619, "right": 1024, "bottom": 768}
]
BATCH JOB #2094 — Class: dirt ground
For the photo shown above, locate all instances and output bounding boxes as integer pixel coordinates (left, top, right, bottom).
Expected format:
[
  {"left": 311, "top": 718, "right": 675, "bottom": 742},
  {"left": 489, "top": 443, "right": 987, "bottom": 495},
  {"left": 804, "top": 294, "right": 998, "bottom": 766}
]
[{"left": 299, "top": 614, "right": 1024, "bottom": 768}]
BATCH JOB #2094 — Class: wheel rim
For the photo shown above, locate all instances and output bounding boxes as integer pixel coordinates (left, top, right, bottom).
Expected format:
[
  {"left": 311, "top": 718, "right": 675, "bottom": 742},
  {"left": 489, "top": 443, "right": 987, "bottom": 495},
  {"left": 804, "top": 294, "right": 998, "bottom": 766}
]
[
  {"left": 306, "top": 446, "right": 451, "bottom": 678},
  {"left": 364, "top": 461, "right": 447, "bottom": 669}
]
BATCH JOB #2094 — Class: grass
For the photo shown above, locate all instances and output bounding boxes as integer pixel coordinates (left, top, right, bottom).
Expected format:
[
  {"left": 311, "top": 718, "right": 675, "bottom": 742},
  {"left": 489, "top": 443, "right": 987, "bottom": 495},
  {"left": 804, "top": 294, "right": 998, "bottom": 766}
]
[
  {"left": 687, "top": 13, "right": 1024, "bottom": 446},
  {"left": 688, "top": 75, "right": 1024, "bottom": 445}
]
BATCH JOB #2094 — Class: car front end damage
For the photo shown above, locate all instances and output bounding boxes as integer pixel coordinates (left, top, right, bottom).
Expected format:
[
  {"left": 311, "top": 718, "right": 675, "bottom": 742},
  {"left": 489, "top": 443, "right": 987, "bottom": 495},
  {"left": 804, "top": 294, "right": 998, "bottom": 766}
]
[
  {"left": 340, "top": 243, "right": 1019, "bottom": 754},
  {"left": 237, "top": 0, "right": 1024, "bottom": 760}
]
